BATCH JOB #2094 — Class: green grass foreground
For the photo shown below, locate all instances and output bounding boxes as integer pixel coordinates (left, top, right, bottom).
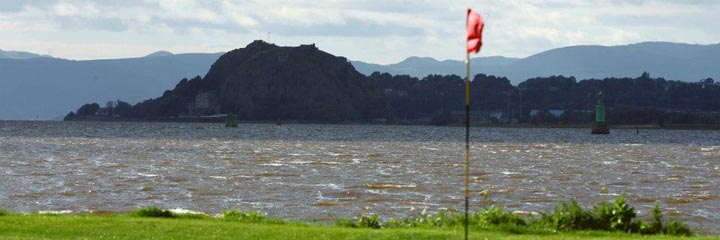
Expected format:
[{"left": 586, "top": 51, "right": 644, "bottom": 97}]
[
  {"left": 0, "top": 196, "right": 713, "bottom": 239},
  {"left": 0, "top": 214, "right": 716, "bottom": 240}
]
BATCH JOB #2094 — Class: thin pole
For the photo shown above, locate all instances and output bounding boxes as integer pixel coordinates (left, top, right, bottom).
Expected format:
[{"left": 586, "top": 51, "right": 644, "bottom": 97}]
[{"left": 464, "top": 53, "right": 471, "bottom": 240}]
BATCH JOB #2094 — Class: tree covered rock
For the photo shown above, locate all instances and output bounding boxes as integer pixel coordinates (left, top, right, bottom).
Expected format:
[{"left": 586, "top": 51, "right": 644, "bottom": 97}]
[{"left": 126, "top": 40, "right": 385, "bottom": 121}]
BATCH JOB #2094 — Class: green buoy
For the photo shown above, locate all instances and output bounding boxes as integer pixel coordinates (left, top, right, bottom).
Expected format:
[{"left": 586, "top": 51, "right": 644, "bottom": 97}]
[
  {"left": 592, "top": 91, "right": 609, "bottom": 134},
  {"left": 225, "top": 113, "right": 238, "bottom": 128}
]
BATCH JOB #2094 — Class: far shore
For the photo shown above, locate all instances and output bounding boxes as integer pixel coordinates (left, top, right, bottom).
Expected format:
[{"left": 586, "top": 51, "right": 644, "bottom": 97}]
[
  {"left": 49, "top": 117, "right": 720, "bottom": 131},
  {"left": 473, "top": 123, "right": 720, "bottom": 130}
]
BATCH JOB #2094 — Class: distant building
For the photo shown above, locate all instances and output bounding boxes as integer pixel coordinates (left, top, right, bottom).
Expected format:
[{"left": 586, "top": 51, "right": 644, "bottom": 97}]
[
  {"left": 451, "top": 110, "right": 505, "bottom": 124},
  {"left": 195, "top": 92, "right": 212, "bottom": 109},
  {"left": 548, "top": 109, "right": 566, "bottom": 117},
  {"left": 187, "top": 91, "right": 220, "bottom": 116},
  {"left": 528, "top": 110, "right": 540, "bottom": 118},
  {"left": 96, "top": 101, "right": 116, "bottom": 116},
  {"left": 700, "top": 78, "right": 714, "bottom": 84},
  {"left": 528, "top": 109, "right": 566, "bottom": 118}
]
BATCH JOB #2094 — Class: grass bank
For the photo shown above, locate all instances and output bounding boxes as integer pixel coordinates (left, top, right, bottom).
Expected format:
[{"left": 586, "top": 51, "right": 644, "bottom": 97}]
[
  {"left": 1, "top": 196, "right": 716, "bottom": 239},
  {"left": 0, "top": 214, "right": 716, "bottom": 240}
]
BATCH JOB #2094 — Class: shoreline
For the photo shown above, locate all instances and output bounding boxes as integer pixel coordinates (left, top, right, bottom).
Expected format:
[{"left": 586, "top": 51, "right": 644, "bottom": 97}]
[{"left": 37, "top": 118, "right": 720, "bottom": 130}]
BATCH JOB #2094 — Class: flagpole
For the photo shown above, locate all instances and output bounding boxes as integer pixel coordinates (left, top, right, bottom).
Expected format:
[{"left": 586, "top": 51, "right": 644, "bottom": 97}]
[
  {"left": 465, "top": 8, "right": 483, "bottom": 240},
  {"left": 464, "top": 52, "right": 471, "bottom": 240}
]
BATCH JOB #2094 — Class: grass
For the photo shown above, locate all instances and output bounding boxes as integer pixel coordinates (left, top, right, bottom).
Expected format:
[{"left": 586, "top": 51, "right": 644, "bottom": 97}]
[
  {"left": 332, "top": 196, "right": 693, "bottom": 236},
  {"left": 1, "top": 214, "right": 717, "bottom": 240},
  {"left": 0, "top": 197, "right": 710, "bottom": 239}
]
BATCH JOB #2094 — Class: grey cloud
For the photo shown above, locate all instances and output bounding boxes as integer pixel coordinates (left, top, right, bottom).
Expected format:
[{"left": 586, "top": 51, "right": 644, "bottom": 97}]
[
  {"left": 336, "top": 0, "right": 447, "bottom": 14},
  {"left": 2, "top": 0, "right": 719, "bottom": 62},
  {"left": 0, "top": 1, "right": 26, "bottom": 12},
  {"left": 54, "top": 16, "right": 129, "bottom": 32},
  {"left": 149, "top": 16, "right": 251, "bottom": 34},
  {"left": 95, "top": 0, "right": 156, "bottom": 8},
  {"left": 274, "top": 0, "right": 442, "bottom": 14},
  {"left": 598, "top": 13, "right": 718, "bottom": 28},
  {"left": 1, "top": 0, "right": 155, "bottom": 11},
  {"left": 575, "top": 0, "right": 718, "bottom": 6},
  {"left": 0, "top": 0, "right": 57, "bottom": 12},
  {"left": 261, "top": 18, "right": 424, "bottom": 37}
]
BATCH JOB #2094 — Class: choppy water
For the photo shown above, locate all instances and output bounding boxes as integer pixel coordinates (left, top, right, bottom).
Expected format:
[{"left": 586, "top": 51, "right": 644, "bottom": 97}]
[{"left": 0, "top": 121, "right": 719, "bottom": 232}]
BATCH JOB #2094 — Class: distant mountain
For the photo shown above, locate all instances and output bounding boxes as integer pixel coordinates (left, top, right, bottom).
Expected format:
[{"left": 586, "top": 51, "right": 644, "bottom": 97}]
[
  {"left": 144, "top": 51, "right": 174, "bottom": 57},
  {"left": 6, "top": 41, "right": 719, "bottom": 120},
  {"left": 352, "top": 56, "right": 519, "bottom": 78},
  {"left": 0, "top": 49, "right": 52, "bottom": 59},
  {"left": 352, "top": 42, "right": 720, "bottom": 84},
  {"left": 0, "top": 52, "right": 223, "bottom": 120},
  {"left": 504, "top": 42, "right": 720, "bottom": 84},
  {"left": 68, "top": 40, "right": 385, "bottom": 122}
]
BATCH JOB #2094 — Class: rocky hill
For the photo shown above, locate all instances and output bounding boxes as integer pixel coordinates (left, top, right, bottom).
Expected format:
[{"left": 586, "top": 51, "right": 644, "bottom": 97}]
[{"left": 76, "top": 41, "right": 385, "bottom": 122}]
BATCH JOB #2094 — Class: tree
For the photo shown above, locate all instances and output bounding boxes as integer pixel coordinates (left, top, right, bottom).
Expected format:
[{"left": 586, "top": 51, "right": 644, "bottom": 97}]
[
  {"left": 76, "top": 103, "right": 100, "bottom": 117},
  {"left": 114, "top": 100, "right": 133, "bottom": 117},
  {"left": 63, "top": 111, "right": 76, "bottom": 121}
]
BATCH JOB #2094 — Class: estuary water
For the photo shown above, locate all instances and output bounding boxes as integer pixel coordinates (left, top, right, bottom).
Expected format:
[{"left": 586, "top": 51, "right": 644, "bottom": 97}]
[{"left": 0, "top": 121, "right": 718, "bottom": 232}]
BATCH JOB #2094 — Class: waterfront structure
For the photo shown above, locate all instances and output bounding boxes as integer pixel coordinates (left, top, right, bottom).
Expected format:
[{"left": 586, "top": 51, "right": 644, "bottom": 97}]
[{"left": 592, "top": 91, "right": 610, "bottom": 134}]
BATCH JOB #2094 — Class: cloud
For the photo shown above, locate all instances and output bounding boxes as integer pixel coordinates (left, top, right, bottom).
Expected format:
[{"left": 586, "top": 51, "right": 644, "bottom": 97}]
[
  {"left": 0, "top": 0, "right": 56, "bottom": 12},
  {"left": 0, "top": 0, "right": 718, "bottom": 63}
]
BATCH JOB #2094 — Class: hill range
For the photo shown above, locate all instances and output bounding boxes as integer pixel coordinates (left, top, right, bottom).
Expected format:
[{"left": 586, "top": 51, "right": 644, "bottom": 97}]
[
  {"left": 352, "top": 42, "right": 720, "bottom": 85},
  {"left": 1, "top": 41, "right": 718, "bottom": 120},
  {"left": 0, "top": 51, "right": 222, "bottom": 120}
]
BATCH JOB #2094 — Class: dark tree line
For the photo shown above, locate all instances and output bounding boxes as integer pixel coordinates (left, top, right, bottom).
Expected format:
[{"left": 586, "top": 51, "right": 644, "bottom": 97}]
[
  {"left": 66, "top": 71, "right": 720, "bottom": 125},
  {"left": 368, "top": 72, "right": 719, "bottom": 125}
]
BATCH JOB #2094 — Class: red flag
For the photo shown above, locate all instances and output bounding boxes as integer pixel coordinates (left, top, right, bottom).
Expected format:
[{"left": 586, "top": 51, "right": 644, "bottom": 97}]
[{"left": 466, "top": 8, "right": 484, "bottom": 53}]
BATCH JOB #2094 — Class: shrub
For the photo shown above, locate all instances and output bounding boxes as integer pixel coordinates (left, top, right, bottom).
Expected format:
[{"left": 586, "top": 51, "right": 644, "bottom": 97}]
[
  {"left": 543, "top": 196, "right": 640, "bottom": 232},
  {"left": 591, "top": 201, "right": 612, "bottom": 230},
  {"left": 356, "top": 214, "right": 381, "bottom": 229},
  {"left": 383, "top": 218, "right": 403, "bottom": 228},
  {"left": 414, "top": 210, "right": 463, "bottom": 228},
  {"left": 640, "top": 203, "right": 663, "bottom": 235},
  {"left": 383, "top": 208, "right": 525, "bottom": 229},
  {"left": 607, "top": 195, "right": 638, "bottom": 232},
  {"left": 132, "top": 206, "right": 175, "bottom": 218},
  {"left": 638, "top": 202, "right": 692, "bottom": 236},
  {"left": 335, "top": 218, "right": 357, "bottom": 228},
  {"left": 544, "top": 200, "right": 595, "bottom": 231},
  {"left": 0, "top": 209, "right": 9, "bottom": 216},
  {"left": 222, "top": 210, "right": 266, "bottom": 223},
  {"left": 663, "top": 218, "right": 692, "bottom": 236},
  {"left": 540, "top": 196, "right": 692, "bottom": 236},
  {"left": 337, "top": 214, "right": 382, "bottom": 229},
  {"left": 476, "top": 206, "right": 526, "bottom": 227},
  {"left": 331, "top": 196, "right": 693, "bottom": 236}
]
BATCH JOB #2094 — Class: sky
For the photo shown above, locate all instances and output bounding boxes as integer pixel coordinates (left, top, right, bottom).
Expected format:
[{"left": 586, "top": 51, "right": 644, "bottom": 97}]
[{"left": 0, "top": 0, "right": 719, "bottom": 64}]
